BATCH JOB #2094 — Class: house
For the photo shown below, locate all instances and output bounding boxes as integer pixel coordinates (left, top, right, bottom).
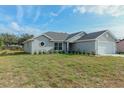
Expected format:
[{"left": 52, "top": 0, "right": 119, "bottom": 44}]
[
  {"left": 116, "top": 39, "right": 124, "bottom": 53},
  {"left": 23, "top": 30, "right": 117, "bottom": 55}
]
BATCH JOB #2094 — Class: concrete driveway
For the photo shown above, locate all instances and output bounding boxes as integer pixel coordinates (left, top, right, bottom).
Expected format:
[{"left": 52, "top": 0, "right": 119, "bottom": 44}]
[{"left": 99, "top": 54, "right": 124, "bottom": 57}]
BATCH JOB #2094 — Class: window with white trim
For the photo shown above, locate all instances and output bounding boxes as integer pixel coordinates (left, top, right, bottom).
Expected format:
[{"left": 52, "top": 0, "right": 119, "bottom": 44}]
[{"left": 54, "top": 42, "right": 62, "bottom": 50}]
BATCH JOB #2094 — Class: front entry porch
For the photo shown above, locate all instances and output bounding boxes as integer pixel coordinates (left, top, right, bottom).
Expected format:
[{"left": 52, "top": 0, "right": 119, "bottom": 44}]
[{"left": 66, "top": 42, "right": 74, "bottom": 52}]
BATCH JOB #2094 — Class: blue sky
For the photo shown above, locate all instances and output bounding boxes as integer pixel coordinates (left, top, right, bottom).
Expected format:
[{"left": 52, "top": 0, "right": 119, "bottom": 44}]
[{"left": 0, "top": 5, "right": 124, "bottom": 39}]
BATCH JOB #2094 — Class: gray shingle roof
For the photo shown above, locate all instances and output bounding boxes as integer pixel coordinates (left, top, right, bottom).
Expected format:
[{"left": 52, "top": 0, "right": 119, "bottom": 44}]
[
  {"left": 78, "top": 30, "right": 107, "bottom": 41},
  {"left": 44, "top": 32, "right": 69, "bottom": 41},
  {"left": 44, "top": 30, "right": 107, "bottom": 41},
  {"left": 66, "top": 32, "right": 83, "bottom": 40}
]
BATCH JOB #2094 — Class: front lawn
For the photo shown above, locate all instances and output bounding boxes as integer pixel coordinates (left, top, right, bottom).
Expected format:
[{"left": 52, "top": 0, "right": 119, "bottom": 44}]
[{"left": 0, "top": 53, "right": 124, "bottom": 87}]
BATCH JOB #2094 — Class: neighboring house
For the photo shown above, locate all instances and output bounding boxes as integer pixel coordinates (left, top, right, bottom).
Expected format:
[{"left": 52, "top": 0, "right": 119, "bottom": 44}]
[
  {"left": 23, "top": 30, "right": 117, "bottom": 55},
  {"left": 116, "top": 39, "right": 124, "bottom": 53}
]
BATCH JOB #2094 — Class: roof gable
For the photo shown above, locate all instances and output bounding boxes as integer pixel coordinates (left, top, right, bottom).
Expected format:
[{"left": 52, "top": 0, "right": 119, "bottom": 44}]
[
  {"left": 77, "top": 30, "right": 107, "bottom": 41},
  {"left": 23, "top": 30, "right": 116, "bottom": 43},
  {"left": 66, "top": 31, "right": 86, "bottom": 42}
]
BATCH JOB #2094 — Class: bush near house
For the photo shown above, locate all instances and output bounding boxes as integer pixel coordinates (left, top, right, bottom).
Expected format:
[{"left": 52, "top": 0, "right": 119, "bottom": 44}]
[{"left": 118, "top": 52, "right": 124, "bottom": 54}]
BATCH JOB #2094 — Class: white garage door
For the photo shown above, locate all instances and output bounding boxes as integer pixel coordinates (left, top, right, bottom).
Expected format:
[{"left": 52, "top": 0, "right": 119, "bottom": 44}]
[{"left": 98, "top": 41, "right": 116, "bottom": 54}]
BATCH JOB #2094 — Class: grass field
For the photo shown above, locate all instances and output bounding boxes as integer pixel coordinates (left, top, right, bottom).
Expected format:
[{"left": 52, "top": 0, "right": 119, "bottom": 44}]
[{"left": 0, "top": 52, "right": 124, "bottom": 87}]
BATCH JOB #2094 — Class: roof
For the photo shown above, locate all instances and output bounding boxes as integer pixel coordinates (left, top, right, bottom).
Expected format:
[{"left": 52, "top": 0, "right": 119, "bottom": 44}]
[
  {"left": 23, "top": 30, "right": 110, "bottom": 43},
  {"left": 78, "top": 30, "right": 107, "bottom": 41},
  {"left": 66, "top": 32, "right": 83, "bottom": 40},
  {"left": 23, "top": 38, "right": 34, "bottom": 43},
  {"left": 44, "top": 32, "right": 69, "bottom": 41}
]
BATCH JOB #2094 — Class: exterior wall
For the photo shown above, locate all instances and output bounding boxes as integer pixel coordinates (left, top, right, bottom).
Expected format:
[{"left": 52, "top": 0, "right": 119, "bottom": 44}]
[
  {"left": 24, "top": 41, "right": 32, "bottom": 53},
  {"left": 27, "top": 35, "right": 67, "bottom": 54},
  {"left": 117, "top": 40, "right": 124, "bottom": 52},
  {"left": 32, "top": 35, "right": 54, "bottom": 53},
  {"left": 96, "top": 32, "right": 116, "bottom": 54},
  {"left": 72, "top": 40, "right": 96, "bottom": 53},
  {"left": 97, "top": 32, "right": 115, "bottom": 42}
]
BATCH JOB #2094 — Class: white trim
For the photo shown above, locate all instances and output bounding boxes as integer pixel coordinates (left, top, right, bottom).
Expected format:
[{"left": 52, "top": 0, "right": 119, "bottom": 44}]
[
  {"left": 54, "top": 42, "right": 63, "bottom": 51},
  {"left": 50, "top": 40, "right": 65, "bottom": 42},
  {"left": 34, "top": 34, "right": 53, "bottom": 40},
  {"left": 95, "top": 40, "right": 98, "bottom": 55},
  {"left": 66, "top": 32, "right": 86, "bottom": 42},
  {"left": 95, "top": 30, "right": 107, "bottom": 40},
  {"left": 75, "top": 39, "right": 96, "bottom": 42},
  {"left": 96, "top": 30, "right": 116, "bottom": 41},
  {"left": 23, "top": 39, "right": 34, "bottom": 44},
  {"left": 97, "top": 40, "right": 116, "bottom": 43},
  {"left": 42, "top": 34, "right": 54, "bottom": 40}
]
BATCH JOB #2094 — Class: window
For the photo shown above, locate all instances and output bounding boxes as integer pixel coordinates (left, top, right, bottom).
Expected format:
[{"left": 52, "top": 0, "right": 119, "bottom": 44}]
[
  {"left": 54, "top": 43, "right": 62, "bottom": 50},
  {"left": 59, "top": 43, "right": 62, "bottom": 50},
  {"left": 40, "top": 42, "right": 45, "bottom": 46},
  {"left": 54, "top": 43, "right": 58, "bottom": 50}
]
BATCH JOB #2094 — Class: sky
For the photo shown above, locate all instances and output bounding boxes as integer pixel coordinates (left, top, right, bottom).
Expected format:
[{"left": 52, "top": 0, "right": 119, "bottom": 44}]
[{"left": 0, "top": 5, "right": 124, "bottom": 39}]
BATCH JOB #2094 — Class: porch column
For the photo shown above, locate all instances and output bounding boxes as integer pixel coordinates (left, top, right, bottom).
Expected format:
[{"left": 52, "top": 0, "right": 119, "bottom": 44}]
[{"left": 67, "top": 42, "right": 69, "bottom": 52}]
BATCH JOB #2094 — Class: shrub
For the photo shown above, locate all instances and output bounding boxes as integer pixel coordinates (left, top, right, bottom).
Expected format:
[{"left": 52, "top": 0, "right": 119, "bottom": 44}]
[
  {"left": 91, "top": 51, "right": 95, "bottom": 55},
  {"left": 87, "top": 52, "right": 90, "bottom": 56},
  {"left": 71, "top": 51, "right": 74, "bottom": 54},
  {"left": 62, "top": 51, "right": 65, "bottom": 54},
  {"left": 75, "top": 51, "right": 78, "bottom": 54},
  {"left": 68, "top": 51, "right": 71, "bottom": 54},
  {"left": 118, "top": 52, "right": 124, "bottom": 54},
  {"left": 39, "top": 51, "right": 42, "bottom": 54},
  {"left": 43, "top": 51, "right": 46, "bottom": 54},
  {"left": 82, "top": 51, "right": 86, "bottom": 55},
  {"left": 78, "top": 51, "right": 82, "bottom": 54},
  {"left": 53, "top": 50, "right": 56, "bottom": 54},
  {"left": 48, "top": 51, "right": 52, "bottom": 54},
  {"left": 33, "top": 51, "right": 37, "bottom": 55}
]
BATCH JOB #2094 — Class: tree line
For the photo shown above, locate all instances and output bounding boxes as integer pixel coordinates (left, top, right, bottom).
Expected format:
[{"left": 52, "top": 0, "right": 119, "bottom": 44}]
[{"left": 0, "top": 33, "right": 34, "bottom": 47}]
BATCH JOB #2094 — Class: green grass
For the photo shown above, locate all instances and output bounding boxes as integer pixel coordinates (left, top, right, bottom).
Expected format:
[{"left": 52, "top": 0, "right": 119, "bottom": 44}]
[{"left": 0, "top": 52, "right": 124, "bottom": 87}]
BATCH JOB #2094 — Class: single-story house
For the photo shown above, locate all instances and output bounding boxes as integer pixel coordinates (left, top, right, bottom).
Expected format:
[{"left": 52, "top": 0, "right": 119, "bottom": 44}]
[
  {"left": 116, "top": 39, "right": 124, "bottom": 53},
  {"left": 23, "top": 30, "right": 117, "bottom": 55}
]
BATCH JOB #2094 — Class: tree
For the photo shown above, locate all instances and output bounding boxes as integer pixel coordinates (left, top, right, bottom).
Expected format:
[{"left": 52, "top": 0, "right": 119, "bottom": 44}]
[
  {"left": 18, "top": 34, "right": 34, "bottom": 45},
  {"left": 0, "top": 33, "right": 18, "bottom": 46},
  {"left": 0, "top": 40, "right": 4, "bottom": 47}
]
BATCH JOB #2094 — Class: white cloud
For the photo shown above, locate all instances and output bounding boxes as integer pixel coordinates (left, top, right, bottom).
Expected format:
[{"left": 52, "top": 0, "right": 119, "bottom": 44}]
[
  {"left": 73, "top": 6, "right": 124, "bottom": 17},
  {"left": 33, "top": 7, "right": 41, "bottom": 22},
  {"left": 73, "top": 6, "right": 86, "bottom": 14},
  {"left": 50, "top": 12, "right": 58, "bottom": 16},
  {"left": 109, "top": 25, "right": 124, "bottom": 39},
  {"left": 0, "top": 21, "right": 42, "bottom": 36},
  {"left": 10, "top": 22, "right": 22, "bottom": 31},
  {"left": 16, "top": 6, "right": 24, "bottom": 23},
  {"left": 22, "top": 27, "right": 42, "bottom": 36},
  {"left": 50, "top": 6, "right": 69, "bottom": 17}
]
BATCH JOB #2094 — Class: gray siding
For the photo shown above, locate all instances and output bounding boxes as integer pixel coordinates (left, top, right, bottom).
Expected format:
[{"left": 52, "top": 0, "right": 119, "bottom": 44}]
[
  {"left": 97, "top": 32, "right": 115, "bottom": 42},
  {"left": 96, "top": 32, "right": 116, "bottom": 54},
  {"left": 72, "top": 40, "right": 96, "bottom": 53},
  {"left": 24, "top": 41, "right": 32, "bottom": 53},
  {"left": 24, "top": 35, "right": 67, "bottom": 54},
  {"left": 32, "top": 35, "right": 54, "bottom": 53}
]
